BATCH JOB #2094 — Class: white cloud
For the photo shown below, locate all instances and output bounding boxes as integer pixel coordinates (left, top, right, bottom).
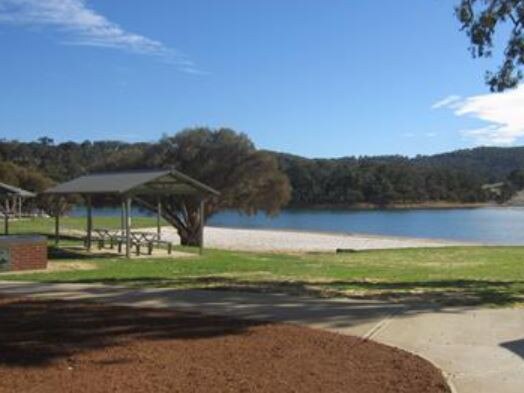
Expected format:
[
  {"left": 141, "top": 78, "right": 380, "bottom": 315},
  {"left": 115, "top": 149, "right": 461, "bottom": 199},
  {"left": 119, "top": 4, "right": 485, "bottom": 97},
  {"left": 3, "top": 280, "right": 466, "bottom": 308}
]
[
  {"left": 433, "top": 85, "right": 524, "bottom": 145},
  {"left": 0, "top": 0, "right": 201, "bottom": 73},
  {"left": 431, "top": 95, "right": 461, "bottom": 109}
]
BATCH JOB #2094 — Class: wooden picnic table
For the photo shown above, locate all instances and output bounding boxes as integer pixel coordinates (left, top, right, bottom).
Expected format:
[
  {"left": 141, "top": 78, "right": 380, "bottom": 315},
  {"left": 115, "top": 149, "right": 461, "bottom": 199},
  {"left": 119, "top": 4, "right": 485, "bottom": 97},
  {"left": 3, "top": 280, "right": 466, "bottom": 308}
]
[
  {"left": 93, "top": 228, "right": 120, "bottom": 240},
  {"left": 91, "top": 228, "right": 173, "bottom": 256},
  {"left": 130, "top": 231, "right": 158, "bottom": 244}
]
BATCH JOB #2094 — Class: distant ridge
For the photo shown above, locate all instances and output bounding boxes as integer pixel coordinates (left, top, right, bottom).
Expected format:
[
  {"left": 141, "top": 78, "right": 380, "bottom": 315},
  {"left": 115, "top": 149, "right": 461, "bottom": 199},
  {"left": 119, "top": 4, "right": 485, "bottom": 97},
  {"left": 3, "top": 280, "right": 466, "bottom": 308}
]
[{"left": 270, "top": 145, "right": 524, "bottom": 182}]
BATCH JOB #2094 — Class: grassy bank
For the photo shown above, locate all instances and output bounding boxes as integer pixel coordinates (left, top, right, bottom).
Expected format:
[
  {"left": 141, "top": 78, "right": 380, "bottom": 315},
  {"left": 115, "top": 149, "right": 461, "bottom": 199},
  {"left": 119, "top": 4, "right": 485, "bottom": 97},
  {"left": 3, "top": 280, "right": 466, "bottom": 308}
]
[
  {"left": 7, "top": 216, "right": 163, "bottom": 235},
  {"left": 1, "top": 245, "right": 523, "bottom": 307}
]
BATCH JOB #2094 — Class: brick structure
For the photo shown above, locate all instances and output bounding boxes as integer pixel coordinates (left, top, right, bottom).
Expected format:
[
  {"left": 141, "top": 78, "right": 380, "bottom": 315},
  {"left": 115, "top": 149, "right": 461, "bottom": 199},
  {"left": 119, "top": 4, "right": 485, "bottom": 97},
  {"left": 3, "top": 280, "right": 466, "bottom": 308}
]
[{"left": 0, "top": 235, "right": 47, "bottom": 272}]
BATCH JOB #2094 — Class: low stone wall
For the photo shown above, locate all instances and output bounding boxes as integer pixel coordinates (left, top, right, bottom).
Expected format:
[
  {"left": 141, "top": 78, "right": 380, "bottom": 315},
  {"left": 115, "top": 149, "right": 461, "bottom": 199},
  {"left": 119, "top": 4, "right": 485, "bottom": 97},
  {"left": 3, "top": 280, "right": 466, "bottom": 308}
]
[{"left": 0, "top": 235, "right": 47, "bottom": 272}]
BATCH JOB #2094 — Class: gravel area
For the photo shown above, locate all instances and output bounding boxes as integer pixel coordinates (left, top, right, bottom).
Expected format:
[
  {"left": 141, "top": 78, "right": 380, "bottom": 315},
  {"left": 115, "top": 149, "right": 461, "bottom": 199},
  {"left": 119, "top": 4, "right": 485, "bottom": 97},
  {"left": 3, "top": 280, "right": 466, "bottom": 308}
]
[{"left": 154, "top": 226, "right": 470, "bottom": 253}]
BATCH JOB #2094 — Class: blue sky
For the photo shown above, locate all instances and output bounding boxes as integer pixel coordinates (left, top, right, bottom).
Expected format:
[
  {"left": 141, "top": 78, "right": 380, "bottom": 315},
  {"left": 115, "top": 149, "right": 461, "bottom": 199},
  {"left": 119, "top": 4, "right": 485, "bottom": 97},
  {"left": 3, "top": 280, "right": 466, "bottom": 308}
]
[{"left": 0, "top": 0, "right": 523, "bottom": 158}]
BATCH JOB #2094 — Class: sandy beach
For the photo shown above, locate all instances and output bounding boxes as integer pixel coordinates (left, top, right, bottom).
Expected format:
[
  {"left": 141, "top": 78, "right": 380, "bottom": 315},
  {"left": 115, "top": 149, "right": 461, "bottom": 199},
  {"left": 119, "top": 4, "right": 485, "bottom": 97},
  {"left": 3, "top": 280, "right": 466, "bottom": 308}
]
[{"left": 155, "top": 226, "right": 470, "bottom": 253}]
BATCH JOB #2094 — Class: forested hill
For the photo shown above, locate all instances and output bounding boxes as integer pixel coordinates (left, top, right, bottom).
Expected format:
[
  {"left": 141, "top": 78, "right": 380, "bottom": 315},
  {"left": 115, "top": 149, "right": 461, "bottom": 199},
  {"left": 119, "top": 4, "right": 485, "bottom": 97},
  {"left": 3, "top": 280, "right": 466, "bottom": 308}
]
[
  {"left": 412, "top": 147, "right": 524, "bottom": 182},
  {"left": 1, "top": 137, "right": 524, "bottom": 208},
  {"left": 271, "top": 146, "right": 524, "bottom": 206},
  {"left": 274, "top": 146, "right": 524, "bottom": 184}
]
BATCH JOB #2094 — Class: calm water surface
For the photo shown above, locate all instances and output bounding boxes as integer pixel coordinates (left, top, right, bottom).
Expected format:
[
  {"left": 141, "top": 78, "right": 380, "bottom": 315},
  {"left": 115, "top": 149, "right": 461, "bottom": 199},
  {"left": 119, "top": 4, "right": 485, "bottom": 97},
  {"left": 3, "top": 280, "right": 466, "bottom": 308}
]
[
  {"left": 208, "top": 207, "right": 524, "bottom": 245},
  {"left": 71, "top": 206, "right": 524, "bottom": 245}
]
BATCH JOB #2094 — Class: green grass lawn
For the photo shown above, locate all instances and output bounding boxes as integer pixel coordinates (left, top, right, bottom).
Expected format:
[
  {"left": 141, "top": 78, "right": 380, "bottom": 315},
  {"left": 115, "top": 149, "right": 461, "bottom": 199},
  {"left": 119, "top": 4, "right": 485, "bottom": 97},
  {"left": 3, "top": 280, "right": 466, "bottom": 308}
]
[
  {"left": 1, "top": 241, "right": 523, "bottom": 307},
  {"left": 7, "top": 216, "right": 162, "bottom": 235}
]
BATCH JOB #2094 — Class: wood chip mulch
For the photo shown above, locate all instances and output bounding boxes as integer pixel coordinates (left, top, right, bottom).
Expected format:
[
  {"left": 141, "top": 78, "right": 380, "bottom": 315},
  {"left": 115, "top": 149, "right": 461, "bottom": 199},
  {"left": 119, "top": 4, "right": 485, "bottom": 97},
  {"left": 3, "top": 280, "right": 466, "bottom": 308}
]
[{"left": 0, "top": 296, "right": 449, "bottom": 393}]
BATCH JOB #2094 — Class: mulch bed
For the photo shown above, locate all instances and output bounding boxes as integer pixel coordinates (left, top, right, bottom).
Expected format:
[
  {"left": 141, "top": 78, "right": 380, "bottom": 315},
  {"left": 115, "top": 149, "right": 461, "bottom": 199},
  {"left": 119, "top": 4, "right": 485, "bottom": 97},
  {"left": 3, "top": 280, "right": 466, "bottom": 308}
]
[{"left": 0, "top": 296, "right": 449, "bottom": 393}]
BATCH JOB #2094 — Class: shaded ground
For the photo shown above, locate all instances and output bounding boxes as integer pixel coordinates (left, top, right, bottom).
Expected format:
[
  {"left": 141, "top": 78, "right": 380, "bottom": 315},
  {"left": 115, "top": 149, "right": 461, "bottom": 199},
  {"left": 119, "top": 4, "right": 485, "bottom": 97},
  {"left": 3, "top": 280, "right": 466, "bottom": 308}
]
[
  {"left": 61, "top": 275, "right": 523, "bottom": 307},
  {"left": 0, "top": 296, "right": 448, "bottom": 393}
]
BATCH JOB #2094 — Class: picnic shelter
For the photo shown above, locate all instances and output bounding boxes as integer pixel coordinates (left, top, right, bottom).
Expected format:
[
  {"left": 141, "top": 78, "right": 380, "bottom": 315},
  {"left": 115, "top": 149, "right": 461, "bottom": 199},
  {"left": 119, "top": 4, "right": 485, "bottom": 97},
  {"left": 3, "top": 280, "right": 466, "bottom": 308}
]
[
  {"left": 0, "top": 182, "right": 36, "bottom": 234},
  {"left": 44, "top": 169, "right": 219, "bottom": 257}
]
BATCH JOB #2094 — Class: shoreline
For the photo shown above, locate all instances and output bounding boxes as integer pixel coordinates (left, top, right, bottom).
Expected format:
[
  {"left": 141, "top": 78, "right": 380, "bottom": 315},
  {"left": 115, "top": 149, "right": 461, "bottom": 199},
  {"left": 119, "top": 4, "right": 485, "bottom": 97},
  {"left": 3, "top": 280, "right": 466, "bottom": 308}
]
[
  {"left": 154, "top": 226, "right": 475, "bottom": 253},
  {"left": 204, "top": 225, "right": 481, "bottom": 245}
]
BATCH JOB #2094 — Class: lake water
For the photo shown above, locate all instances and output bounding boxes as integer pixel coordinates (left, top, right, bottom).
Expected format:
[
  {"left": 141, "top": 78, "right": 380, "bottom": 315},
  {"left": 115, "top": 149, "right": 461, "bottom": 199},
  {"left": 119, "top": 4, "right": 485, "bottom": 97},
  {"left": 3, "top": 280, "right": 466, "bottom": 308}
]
[{"left": 70, "top": 206, "right": 524, "bottom": 245}]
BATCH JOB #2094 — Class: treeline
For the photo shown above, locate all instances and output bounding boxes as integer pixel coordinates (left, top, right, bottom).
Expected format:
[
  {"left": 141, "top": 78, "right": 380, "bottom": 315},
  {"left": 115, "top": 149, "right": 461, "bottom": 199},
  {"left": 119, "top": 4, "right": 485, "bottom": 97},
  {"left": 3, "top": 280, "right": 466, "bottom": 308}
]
[
  {"left": 0, "top": 138, "right": 147, "bottom": 182},
  {"left": 276, "top": 154, "right": 491, "bottom": 206},
  {"left": 1, "top": 135, "right": 523, "bottom": 208},
  {"left": 412, "top": 146, "right": 524, "bottom": 182},
  {"left": 0, "top": 161, "right": 53, "bottom": 194}
]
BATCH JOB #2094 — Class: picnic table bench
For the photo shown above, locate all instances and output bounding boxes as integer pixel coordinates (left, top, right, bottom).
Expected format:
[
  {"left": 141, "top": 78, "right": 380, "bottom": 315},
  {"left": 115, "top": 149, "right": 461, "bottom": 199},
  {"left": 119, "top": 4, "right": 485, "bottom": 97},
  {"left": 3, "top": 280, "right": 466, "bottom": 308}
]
[{"left": 90, "top": 228, "right": 173, "bottom": 256}]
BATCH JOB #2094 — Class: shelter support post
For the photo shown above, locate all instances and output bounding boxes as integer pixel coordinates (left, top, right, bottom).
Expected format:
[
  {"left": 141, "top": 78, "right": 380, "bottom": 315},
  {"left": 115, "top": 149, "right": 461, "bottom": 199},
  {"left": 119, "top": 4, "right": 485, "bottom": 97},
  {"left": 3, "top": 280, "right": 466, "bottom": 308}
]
[
  {"left": 120, "top": 200, "right": 125, "bottom": 234},
  {"left": 4, "top": 199, "right": 8, "bottom": 235},
  {"left": 157, "top": 198, "right": 162, "bottom": 240},
  {"left": 125, "top": 197, "right": 132, "bottom": 258},
  {"left": 54, "top": 197, "right": 60, "bottom": 246},
  {"left": 86, "top": 195, "right": 93, "bottom": 251},
  {"left": 199, "top": 199, "right": 205, "bottom": 255}
]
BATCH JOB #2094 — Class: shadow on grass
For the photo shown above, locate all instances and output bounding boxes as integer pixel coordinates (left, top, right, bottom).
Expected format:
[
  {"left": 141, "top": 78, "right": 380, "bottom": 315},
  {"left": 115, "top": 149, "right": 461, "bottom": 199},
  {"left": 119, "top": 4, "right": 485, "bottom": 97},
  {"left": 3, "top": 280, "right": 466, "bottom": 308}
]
[
  {"left": 41, "top": 275, "right": 524, "bottom": 307},
  {"left": 47, "top": 232, "right": 130, "bottom": 260},
  {"left": 47, "top": 245, "right": 123, "bottom": 260},
  {"left": 0, "top": 296, "right": 262, "bottom": 367}
]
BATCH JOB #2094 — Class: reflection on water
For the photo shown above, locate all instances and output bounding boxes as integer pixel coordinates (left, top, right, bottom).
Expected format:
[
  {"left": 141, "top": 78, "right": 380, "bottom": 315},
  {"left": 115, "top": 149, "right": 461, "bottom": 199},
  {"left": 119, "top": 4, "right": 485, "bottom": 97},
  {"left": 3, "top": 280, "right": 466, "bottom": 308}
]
[{"left": 71, "top": 206, "right": 524, "bottom": 245}]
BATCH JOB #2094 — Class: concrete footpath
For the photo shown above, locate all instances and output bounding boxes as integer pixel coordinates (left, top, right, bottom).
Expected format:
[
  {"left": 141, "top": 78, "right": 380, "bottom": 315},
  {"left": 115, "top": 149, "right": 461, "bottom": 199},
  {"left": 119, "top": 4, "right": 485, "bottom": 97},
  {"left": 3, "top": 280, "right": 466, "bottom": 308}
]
[{"left": 0, "top": 281, "right": 523, "bottom": 393}]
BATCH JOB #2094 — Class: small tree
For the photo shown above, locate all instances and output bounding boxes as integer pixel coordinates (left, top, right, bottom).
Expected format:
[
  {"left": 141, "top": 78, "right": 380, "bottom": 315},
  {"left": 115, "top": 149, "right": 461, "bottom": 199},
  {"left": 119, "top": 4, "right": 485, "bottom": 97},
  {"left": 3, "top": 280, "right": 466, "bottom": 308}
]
[
  {"left": 0, "top": 161, "right": 57, "bottom": 213},
  {"left": 139, "top": 128, "right": 292, "bottom": 246}
]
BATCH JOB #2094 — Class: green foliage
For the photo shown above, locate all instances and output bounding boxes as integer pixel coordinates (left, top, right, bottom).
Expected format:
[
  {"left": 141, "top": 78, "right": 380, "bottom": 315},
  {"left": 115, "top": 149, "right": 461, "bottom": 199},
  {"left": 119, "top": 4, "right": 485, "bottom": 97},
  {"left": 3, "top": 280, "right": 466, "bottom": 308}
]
[
  {"left": 0, "top": 161, "right": 56, "bottom": 212},
  {"left": 0, "top": 139, "right": 147, "bottom": 181},
  {"left": 415, "top": 146, "right": 524, "bottom": 180},
  {"left": 0, "top": 161, "right": 53, "bottom": 192},
  {"left": 508, "top": 168, "right": 524, "bottom": 188},
  {"left": 151, "top": 128, "right": 292, "bottom": 215},
  {"left": 156, "top": 129, "right": 290, "bottom": 245},
  {"left": 456, "top": 0, "right": 524, "bottom": 91},
  {"left": 88, "top": 128, "right": 292, "bottom": 245},
  {"left": 276, "top": 152, "right": 492, "bottom": 207},
  {"left": 4, "top": 138, "right": 524, "bottom": 211}
]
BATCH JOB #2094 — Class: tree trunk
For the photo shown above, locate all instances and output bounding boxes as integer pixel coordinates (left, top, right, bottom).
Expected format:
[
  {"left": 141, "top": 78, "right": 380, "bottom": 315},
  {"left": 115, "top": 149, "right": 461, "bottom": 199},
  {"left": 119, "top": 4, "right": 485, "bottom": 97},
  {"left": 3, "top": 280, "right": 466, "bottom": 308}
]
[
  {"left": 178, "top": 227, "right": 201, "bottom": 246},
  {"left": 133, "top": 196, "right": 204, "bottom": 248}
]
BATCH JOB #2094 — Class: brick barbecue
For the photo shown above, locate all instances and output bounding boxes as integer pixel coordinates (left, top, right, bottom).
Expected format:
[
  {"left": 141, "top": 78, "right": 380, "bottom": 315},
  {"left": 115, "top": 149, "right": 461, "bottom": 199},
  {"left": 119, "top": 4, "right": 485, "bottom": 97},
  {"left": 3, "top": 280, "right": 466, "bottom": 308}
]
[{"left": 0, "top": 235, "right": 47, "bottom": 272}]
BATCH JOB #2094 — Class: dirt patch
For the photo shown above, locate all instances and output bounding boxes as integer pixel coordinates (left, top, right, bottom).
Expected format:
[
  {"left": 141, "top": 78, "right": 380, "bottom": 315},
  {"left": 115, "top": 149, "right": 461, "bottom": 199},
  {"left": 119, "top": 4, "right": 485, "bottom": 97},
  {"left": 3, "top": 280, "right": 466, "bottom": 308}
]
[
  {"left": 0, "top": 296, "right": 449, "bottom": 393},
  {"left": 0, "top": 261, "right": 97, "bottom": 276},
  {"left": 47, "top": 261, "right": 98, "bottom": 272}
]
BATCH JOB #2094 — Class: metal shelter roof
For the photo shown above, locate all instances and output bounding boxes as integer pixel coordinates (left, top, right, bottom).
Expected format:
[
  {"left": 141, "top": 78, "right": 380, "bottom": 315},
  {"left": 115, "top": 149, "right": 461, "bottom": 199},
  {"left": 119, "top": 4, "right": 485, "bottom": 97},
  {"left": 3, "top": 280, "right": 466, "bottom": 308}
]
[
  {"left": 44, "top": 169, "right": 220, "bottom": 196},
  {"left": 0, "top": 182, "right": 36, "bottom": 198}
]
